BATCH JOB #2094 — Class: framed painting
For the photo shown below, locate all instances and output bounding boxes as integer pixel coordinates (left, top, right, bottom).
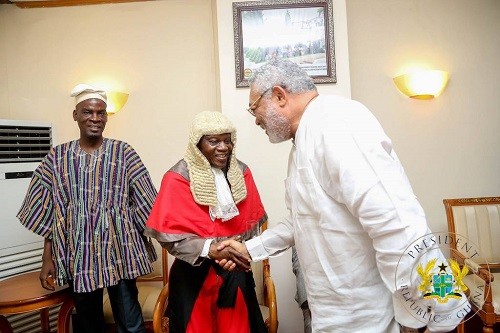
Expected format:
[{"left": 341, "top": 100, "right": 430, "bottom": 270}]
[{"left": 233, "top": 0, "right": 336, "bottom": 87}]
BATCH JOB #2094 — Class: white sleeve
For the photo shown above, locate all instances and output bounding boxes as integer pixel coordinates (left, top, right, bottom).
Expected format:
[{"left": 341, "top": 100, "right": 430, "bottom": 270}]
[
  {"left": 200, "top": 238, "right": 214, "bottom": 258},
  {"left": 246, "top": 214, "right": 294, "bottom": 261}
]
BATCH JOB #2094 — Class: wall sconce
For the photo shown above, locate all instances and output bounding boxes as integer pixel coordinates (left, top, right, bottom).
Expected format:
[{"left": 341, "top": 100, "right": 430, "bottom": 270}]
[
  {"left": 106, "top": 91, "right": 129, "bottom": 114},
  {"left": 393, "top": 70, "right": 449, "bottom": 99}
]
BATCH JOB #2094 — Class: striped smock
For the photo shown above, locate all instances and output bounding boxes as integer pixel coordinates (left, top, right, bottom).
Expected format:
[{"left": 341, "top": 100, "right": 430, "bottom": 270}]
[{"left": 17, "top": 139, "right": 158, "bottom": 293}]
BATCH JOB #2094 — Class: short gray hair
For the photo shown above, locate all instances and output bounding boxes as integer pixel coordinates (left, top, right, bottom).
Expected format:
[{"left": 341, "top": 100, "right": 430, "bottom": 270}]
[{"left": 249, "top": 59, "right": 317, "bottom": 96}]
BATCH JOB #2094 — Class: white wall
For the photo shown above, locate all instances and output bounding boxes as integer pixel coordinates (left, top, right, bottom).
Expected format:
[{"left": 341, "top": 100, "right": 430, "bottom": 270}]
[
  {"left": 214, "top": 1, "right": 351, "bottom": 332},
  {"left": 346, "top": 0, "right": 500, "bottom": 232}
]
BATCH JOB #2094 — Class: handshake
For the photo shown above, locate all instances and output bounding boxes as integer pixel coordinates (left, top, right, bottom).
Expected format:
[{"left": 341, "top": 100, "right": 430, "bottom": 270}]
[{"left": 208, "top": 237, "right": 253, "bottom": 271}]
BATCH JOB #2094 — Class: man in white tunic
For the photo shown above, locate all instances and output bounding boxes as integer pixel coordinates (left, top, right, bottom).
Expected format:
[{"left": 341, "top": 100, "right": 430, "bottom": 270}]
[{"left": 218, "top": 60, "right": 468, "bottom": 332}]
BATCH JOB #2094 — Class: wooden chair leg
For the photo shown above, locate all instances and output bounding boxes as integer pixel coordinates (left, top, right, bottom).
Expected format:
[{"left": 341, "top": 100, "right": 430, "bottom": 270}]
[
  {"left": 57, "top": 298, "right": 75, "bottom": 333},
  {"left": 0, "top": 315, "right": 13, "bottom": 333},
  {"left": 41, "top": 308, "right": 53, "bottom": 333}
]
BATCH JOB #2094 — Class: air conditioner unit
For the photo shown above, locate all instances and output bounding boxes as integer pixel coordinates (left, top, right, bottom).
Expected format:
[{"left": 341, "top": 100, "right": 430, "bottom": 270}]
[
  {"left": 0, "top": 119, "right": 53, "bottom": 279},
  {"left": 0, "top": 119, "right": 57, "bottom": 332}
]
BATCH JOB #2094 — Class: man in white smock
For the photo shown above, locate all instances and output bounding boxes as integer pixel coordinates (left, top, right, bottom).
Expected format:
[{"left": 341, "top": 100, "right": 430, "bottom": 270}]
[{"left": 218, "top": 60, "right": 468, "bottom": 333}]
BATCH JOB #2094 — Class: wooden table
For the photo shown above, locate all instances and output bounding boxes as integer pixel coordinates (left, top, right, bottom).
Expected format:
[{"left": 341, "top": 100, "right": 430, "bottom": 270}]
[{"left": 0, "top": 271, "right": 72, "bottom": 333}]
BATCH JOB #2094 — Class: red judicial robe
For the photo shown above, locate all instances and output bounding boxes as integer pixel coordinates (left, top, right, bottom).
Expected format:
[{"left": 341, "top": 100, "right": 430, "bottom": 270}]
[{"left": 145, "top": 159, "right": 267, "bottom": 333}]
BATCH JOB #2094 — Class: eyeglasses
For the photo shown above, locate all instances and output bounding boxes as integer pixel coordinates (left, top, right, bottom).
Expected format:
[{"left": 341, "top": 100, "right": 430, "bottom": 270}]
[{"left": 246, "top": 87, "right": 271, "bottom": 117}]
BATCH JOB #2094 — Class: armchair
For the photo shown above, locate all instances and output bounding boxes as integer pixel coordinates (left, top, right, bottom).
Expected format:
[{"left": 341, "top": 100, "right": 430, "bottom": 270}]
[{"left": 443, "top": 197, "right": 500, "bottom": 333}]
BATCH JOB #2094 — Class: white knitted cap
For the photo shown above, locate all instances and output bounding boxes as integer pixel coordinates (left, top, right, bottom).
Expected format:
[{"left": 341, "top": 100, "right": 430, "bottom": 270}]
[{"left": 70, "top": 83, "right": 107, "bottom": 106}]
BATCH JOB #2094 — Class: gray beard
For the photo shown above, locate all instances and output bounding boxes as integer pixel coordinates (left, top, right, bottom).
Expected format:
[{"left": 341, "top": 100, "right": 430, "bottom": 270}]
[{"left": 264, "top": 105, "right": 291, "bottom": 143}]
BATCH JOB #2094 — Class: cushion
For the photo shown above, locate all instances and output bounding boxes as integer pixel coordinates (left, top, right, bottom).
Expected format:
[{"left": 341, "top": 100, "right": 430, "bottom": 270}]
[{"left": 103, "top": 283, "right": 163, "bottom": 323}]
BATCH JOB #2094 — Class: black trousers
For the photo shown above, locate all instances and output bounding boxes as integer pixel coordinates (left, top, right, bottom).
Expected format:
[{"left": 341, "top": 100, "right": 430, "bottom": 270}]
[{"left": 71, "top": 279, "right": 146, "bottom": 333}]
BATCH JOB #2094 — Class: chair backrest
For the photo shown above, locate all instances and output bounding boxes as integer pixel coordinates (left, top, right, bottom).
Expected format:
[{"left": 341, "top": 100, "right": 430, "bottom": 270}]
[
  {"left": 250, "top": 220, "right": 278, "bottom": 333},
  {"left": 251, "top": 221, "right": 264, "bottom": 305},
  {"left": 252, "top": 260, "right": 265, "bottom": 304},
  {"left": 443, "top": 197, "right": 500, "bottom": 267},
  {"left": 252, "top": 220, "right": 272, "bottom": 305},
  {"left": 138, "top": 239, "right": 169, "bottom": 286}
]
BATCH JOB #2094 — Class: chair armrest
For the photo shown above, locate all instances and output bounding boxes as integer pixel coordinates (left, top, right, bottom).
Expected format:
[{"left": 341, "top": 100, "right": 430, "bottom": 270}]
[
  {"left": 464, "top": 258, "right": 480, "bottom": 273},
  {"left": 57, "top": 297, "right": 75, "bottom": 333},
  {"left": 452, "top": 252, "right": 494, "bottom": 283},
  {"left": 463, "top": 258, "right": 494, "bottom": 283},
  {"left": 263, "top": 259, "right": 278, "bottom": 333},
  {"left": 152, "top": 283, "right": 169, "bottom": 333}
]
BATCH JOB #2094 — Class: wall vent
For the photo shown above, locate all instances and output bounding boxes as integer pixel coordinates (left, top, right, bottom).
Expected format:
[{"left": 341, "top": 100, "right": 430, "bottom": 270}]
[{"left": 0, "top": 125, "right": 52, "bottom": 164}]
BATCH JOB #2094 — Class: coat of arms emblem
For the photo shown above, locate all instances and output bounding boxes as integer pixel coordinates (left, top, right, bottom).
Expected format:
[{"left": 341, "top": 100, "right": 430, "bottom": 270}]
[{"left": 417, "top": 258, "right": 469, "bottom": 303}]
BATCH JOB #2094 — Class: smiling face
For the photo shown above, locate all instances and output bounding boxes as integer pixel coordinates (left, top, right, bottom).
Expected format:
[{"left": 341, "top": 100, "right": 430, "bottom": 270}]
[
  {"left": 73, "top": 98, "right": 107, "bottom": 142},
  {"left": 197, "top": 133, "right": 233, "bottom": 169}
]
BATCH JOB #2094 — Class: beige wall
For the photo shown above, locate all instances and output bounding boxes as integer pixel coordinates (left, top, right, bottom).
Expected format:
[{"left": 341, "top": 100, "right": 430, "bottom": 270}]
[
  {"left": 0, "top": 0, "right": 218, "bottom": 185},
  {"left": 0, "top": 11, "right": 9, "bottom": 116},
  {"left": 346, "top": 0, "right": 500, "bottom": 232}
]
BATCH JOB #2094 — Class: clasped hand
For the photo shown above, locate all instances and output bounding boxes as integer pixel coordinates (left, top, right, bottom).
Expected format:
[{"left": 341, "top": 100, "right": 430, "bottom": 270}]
[{"left": 209, "top": 238, "right": 252, "bottom": 272}]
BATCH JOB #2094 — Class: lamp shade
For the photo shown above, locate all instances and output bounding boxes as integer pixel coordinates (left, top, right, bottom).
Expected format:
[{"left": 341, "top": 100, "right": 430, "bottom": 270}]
[
  {"left": 393, "top": 70, "right": 449, "bottom": 99},
  {"left": 106, "top": 91, "right": 129, "bottom": 114}
]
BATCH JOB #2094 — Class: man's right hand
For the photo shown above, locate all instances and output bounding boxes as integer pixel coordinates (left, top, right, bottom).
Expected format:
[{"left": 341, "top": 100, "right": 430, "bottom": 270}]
[
  {"left": 40, "top": 238, "right": 56, "bottom": 290},
  {"left": 215, "top": 239, "right": 251, "bottom": 272},
  {"left": 209, "top": 239, "right": 252, "bottom": 271},
  {"left": 39, "top": 259, "right": 56, "bottom": 290}
]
